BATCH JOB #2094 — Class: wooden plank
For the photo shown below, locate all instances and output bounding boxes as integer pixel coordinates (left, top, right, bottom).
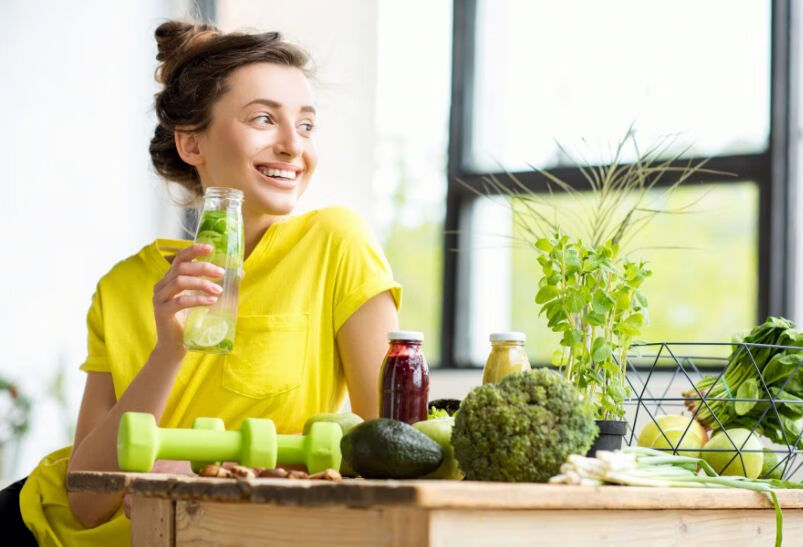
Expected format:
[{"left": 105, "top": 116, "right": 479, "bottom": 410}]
[
  {"left": 413, "top": 481, "right": 803, "bottom": 510},
  {"left": 67, "top": 472, "right": 803, "bottom": 510},
  {"left": 131, "top": 496, "right": 174, "bottom": 547},
  {"left": 428, "top": 509, "right": 801, "bottom": 546},
  {"left": 174, "top": 502, "right": 430, "bottom": 546},
  {"left": 66, "top": 471, "right": 131, "bottom": 493}
]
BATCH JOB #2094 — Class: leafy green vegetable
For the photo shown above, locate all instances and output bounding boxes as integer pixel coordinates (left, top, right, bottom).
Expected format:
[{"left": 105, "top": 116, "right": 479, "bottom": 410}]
[
  {"left": 428, "top": 408, "right": 450, "bottom": 419},
  {"left": 683, "top": 317, "right": 802, "bottom": 448}
]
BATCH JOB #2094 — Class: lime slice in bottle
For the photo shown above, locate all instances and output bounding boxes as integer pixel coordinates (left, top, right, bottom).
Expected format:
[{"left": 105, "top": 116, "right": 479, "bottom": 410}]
[
  {"left": 185, "top": 307, "right": 232, "bottom": 348},
  {"left": 213, "top": 217, "right": 229, "bottom": 234},
  {"left": 196, "top": 230, "right": 223, "bottom": 248}
]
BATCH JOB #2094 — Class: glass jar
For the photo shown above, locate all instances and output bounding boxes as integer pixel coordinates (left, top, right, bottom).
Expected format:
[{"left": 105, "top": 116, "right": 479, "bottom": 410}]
[
  {"left": 379, "top": 331, "right": 429, "bottom": 424},
  {"left": 183, "top": 187, "right": 244, "bottom": 354},
  {"left": 482, "top": 332, "right": 531, "bottom": 384}
]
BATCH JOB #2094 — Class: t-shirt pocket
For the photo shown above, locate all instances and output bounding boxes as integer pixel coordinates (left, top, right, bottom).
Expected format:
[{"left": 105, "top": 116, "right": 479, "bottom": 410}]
[{"left": 221, "top": 313, "right": 308, "bottom": 399}]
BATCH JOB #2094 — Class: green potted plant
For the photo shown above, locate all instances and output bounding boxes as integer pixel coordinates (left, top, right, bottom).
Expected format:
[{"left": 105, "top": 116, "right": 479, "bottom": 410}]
[{"left": 471, "top": 128, "right": 722, "bottom": 452}]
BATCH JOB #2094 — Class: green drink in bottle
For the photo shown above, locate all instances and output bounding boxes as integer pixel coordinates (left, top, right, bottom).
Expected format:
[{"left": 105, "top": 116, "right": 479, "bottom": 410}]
[{"left": 183, "top": 187, "right": 244, "bottom": 354}]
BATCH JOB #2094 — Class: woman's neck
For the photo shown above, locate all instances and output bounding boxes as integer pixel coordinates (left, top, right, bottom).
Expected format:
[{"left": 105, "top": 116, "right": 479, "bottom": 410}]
[{"left": 242, "top": 209, "right": 283, "bottom": 259}]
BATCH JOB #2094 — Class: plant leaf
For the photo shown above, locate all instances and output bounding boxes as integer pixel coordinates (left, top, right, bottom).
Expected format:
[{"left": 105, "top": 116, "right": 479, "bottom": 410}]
[
  {"left": 535, "top": 238, "right": 552, "bottom": 252},
  {"left": 592, "top": 289, "right": 615, "bottom": 314},
  {"left": 591, "top": 337, "right": 612, "bottom": 364},
  {"left": 735, "top": 378, "right": 759, "bottom": 416},
  {"left": 535, "top": 285, "right": 560, "bottom": 305},
  {"left": 565, "top": 287, "right": 587, "bottom": 313}
]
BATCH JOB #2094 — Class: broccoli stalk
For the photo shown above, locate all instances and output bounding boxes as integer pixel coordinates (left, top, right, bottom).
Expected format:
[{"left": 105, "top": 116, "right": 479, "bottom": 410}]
[{"left": 452, "top": 368, "right": 598, "bottom": 482}]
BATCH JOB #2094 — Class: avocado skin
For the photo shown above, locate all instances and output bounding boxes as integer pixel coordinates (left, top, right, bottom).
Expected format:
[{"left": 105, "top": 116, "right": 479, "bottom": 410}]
[{"left": 341, "top": 418, "right": 444, "bottom": 479}]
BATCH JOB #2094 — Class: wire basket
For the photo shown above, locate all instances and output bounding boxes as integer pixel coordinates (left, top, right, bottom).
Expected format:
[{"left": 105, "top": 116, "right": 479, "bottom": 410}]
[{"left": 623, "top": 341, "right": 803, "bottom": 480}]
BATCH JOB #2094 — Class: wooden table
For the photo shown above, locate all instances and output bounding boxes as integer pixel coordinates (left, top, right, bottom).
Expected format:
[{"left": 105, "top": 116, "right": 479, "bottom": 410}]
[{"left": 68, "top": 471, "right": 803, "bottom": 546}]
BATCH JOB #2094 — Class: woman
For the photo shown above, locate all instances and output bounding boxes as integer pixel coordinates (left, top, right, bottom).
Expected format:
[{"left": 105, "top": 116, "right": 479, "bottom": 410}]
[{"left": 6, "top": 21, "right": 400, "bottom": 546}]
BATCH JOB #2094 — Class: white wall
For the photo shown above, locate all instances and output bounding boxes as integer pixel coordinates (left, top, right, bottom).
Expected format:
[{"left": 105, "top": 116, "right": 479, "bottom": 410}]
[{"left": 0, "top": 0, "right": 188, "bottom": 478}]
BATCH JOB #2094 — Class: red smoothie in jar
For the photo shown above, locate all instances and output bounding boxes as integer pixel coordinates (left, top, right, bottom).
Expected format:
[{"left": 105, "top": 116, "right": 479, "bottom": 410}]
[{"left": 379, "top": 331, "right": 429, "bottom": 424}]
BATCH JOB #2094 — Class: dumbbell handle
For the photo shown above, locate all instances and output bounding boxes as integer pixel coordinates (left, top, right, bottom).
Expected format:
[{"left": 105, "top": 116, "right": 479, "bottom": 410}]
[
  {"left": 277, "top": 435, "right": 307, "bottom": 466},
  {"left": 160, "top": 430, "right": 307, "bottom": 465},
  {"left": 156, "top": 429, "right": 243, "bottom": 463}
]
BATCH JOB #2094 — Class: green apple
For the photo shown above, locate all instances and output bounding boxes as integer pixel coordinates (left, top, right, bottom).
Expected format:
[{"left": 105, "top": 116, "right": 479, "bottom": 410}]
[
  {"left": 413, "top": 417, "right": 464, "bottom": 480},
  {"left": 637, "top": 415, "right": 707, "bottom": 457},
  {"left": 761, "top": 447, "right": 783, "bottom": 480},
  {"left": 702, "top": 428, "right": 763, "bottom": 478}
]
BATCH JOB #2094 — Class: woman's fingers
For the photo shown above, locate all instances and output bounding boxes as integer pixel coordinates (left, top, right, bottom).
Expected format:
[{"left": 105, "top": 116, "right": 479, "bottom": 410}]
[
  {"left": 163, "top": 258, "right": 226, "bottom": 285},
  {"left": 174, "top": 243, "right": 214, "bottom": 265},
  {"left": 153, "top": 275, "right": 222, "bottom": 304},
  {"left": 123, "top": 492, "right": 132, "bottom": 520},
  {"left": 160, "top": 293, "right": 218, "bottom": 316},
  {"left": 156, "top": 246, "right": 224, "bottom": 288}
]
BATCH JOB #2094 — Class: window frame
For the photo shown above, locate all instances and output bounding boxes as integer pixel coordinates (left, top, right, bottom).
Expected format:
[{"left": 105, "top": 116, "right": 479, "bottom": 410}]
[{"left": 441, "top": 0, "right": 799, "bottom": 368}]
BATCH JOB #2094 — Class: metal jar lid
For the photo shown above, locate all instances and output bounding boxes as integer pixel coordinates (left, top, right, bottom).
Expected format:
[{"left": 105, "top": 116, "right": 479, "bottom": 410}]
[
  {"left": 388, "top": 330, "right": 424, "bottom": 342},
  {"left": 489, "top": 332, "right": 526, "bottom": 342}
]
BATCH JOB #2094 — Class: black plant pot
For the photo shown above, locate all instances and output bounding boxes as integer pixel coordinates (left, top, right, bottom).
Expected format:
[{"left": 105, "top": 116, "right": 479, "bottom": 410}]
[{"left": 587, "top": 420, "right": 627, "bottom": 456}]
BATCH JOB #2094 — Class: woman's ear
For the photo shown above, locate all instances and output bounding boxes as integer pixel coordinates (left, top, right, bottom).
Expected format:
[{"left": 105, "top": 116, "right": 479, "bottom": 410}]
[{"left": 174, "top": 130, "right": 204, "bottom": 167}]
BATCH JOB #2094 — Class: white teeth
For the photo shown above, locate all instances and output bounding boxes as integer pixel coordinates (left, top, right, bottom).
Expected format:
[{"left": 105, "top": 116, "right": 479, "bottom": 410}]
[{"left": 257, "top": 166, "right": 297, "bottom": 180}]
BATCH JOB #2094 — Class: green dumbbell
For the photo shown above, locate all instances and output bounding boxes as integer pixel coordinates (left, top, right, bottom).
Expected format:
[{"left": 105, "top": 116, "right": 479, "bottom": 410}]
[
  {"left": 116, "top": 412, "right": 342, "bottom": 474},
  {"left": 190, "top": 417, "right": 225, "bottom": 473}
]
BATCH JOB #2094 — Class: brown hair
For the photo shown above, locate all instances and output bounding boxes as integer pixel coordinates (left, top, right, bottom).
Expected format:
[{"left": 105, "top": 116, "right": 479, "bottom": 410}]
[{"left": 149, "top": 21, "right": 311, "bottom": 197}]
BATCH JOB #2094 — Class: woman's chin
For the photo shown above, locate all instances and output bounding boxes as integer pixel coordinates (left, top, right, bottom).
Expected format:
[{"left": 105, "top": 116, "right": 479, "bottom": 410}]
[{"left": 252, "top": 194, "right": 299, "bottom": 216}]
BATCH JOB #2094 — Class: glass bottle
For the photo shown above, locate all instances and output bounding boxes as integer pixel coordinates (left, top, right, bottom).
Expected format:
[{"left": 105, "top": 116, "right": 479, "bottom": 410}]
[
  {"left": 183, "top": 187, "right": 244, "bottom": 354},
  {"left": 379, "top": 331, "right": 430, "bottom": 424},
  {"left": 482, "top": 332, "right": 531, "bottom": 384}
]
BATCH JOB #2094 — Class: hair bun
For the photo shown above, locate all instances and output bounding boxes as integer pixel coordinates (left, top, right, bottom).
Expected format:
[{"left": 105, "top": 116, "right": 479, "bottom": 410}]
[{"left": 155, "top": 21, "right": 220, "bottom": 83}]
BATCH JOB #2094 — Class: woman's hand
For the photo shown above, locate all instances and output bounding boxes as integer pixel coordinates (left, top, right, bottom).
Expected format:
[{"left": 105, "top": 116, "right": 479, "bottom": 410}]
[{"left": 151, "top": 244, "right": 225, "bottom": 357}]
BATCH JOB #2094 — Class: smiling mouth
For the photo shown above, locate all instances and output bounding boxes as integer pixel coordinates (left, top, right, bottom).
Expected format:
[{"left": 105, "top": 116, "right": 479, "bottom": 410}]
[{"left": 254, "top": 165, "right": 301, "bottom": 189}]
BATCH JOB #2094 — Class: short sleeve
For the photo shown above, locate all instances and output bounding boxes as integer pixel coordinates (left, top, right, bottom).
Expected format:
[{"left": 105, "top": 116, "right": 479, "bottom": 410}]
[
  {"left": 331, "top": 210, "right": 402, "bottom": 333},
  {"left": 79, "top": 286, "right": 111, "bottom": 373}
]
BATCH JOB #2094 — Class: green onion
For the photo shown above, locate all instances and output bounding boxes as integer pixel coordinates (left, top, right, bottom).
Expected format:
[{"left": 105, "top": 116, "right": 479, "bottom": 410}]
[{"left": 550, "top": 446, "right": 791, "bottom": 546}]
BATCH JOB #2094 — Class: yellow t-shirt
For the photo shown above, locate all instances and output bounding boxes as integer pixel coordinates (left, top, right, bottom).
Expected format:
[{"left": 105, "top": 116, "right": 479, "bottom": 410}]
[{"left": 20, "top": 206, "right": 402, "bottom": 546}]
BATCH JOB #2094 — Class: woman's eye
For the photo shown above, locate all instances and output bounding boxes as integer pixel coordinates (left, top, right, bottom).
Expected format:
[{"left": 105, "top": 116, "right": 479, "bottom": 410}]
[
  {"left": 253, "top": 114, "right": 273, "bottom": 124},
  {"left": 299, "top": 122, "right": 315, "bottom": 135}
]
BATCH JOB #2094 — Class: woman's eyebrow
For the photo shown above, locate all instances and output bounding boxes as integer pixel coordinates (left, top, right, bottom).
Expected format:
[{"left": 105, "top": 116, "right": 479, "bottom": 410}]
[{"left": 241, "top": 98, "right": 316, "bottom": 115}]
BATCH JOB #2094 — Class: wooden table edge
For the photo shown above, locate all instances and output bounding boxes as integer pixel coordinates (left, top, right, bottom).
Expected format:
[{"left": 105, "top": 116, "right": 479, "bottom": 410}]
[{"left": 67, "top": 471, "right": 803, "bottom": 510}]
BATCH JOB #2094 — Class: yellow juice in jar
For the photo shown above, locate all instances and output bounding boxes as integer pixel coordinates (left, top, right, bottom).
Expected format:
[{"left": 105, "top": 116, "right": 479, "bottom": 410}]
[{"left": 482, "top": 332, "right": 531, "bottom": 384}]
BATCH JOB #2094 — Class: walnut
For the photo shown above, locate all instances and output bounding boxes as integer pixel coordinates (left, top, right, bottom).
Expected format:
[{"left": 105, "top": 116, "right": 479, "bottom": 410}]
[
  {"left": 287, "top": 470, "right": 309, "bottom": 480},
  {"left": 258, "top": 467, "right": 290, "bottom": 479},
  {"left": 309, "top": 468, "right": 342, "bottom": 481},
  {"left": 198, "top": 464, "right": 233, "bottom": 478},
  {"left": 229, "top": 464, "right": 256, "bottom": 479}
]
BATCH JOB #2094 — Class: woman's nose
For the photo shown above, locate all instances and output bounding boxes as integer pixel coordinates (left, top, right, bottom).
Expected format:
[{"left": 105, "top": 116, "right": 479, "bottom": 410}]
[{"left": 274, "top": 124, "right": 302, "bottom": 158}]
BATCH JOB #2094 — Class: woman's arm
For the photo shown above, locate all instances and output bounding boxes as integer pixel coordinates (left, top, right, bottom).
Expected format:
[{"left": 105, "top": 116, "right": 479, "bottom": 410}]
[
  {"left": 67, "top": 347, "right": 186, "bottom": 528},
  {"left": 336, "top": 290, "right": 399, "bottom": 419},
  {"left": 67, "top": 244, "right": 224, "bottom": 528}
]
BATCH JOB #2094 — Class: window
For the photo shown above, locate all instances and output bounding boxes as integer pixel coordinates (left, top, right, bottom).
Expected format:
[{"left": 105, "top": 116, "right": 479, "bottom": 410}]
[
  {"left": 374, "top": 0, "right": 453, "bottom": 364},
  {"left": 443, "top": 0, "right": 798, "bottom": 367}
]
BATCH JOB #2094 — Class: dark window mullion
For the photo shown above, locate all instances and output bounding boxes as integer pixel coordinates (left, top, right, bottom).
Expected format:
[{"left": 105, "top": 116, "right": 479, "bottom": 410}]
[
  {"left": 441, "top": 0, "right": 478, "bottom": 368},
  {"left": 764, "top": 0, "right": 797, "bottom": 319},
  {"left": 450, "top": 152, "right": 772, "bottom": 197}
]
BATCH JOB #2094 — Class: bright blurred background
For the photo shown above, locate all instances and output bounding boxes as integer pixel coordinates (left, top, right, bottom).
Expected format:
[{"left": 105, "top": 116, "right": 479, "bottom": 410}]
[{"left": 0, "top": 0, "right": 800, "bottom": 482}]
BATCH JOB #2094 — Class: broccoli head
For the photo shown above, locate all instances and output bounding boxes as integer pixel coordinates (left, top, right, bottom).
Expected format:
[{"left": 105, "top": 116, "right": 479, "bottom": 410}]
[{"left": 452, "top": 368, "right": 597, "bottom": 482}]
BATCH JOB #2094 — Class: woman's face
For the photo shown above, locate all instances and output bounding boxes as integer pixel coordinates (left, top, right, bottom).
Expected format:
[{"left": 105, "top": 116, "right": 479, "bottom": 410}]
[{"left": 194, "top": 62, "right": 318, "bottom": 217}]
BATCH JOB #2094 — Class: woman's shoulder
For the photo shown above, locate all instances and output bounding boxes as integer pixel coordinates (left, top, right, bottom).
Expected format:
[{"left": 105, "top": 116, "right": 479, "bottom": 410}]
[
  {"left": 95, "top": 239, "right": 170, "bottom": 292},
  {"left": 299, "top": 206, "right": 373, "bottom": 241}
]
